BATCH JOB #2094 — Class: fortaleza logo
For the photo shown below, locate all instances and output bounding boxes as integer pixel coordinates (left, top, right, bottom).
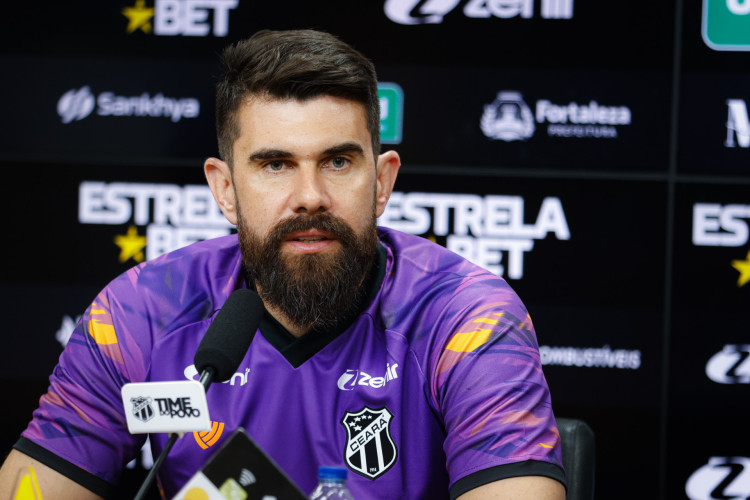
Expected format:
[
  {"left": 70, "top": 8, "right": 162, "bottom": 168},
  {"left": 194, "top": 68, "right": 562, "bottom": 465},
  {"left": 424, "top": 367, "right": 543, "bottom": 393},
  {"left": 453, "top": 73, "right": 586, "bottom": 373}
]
[
  {"left": 706, "top": 345, "right": 750, "bottom": 384},
  {"left": 122, "top": 0, "right": 238, "bottom": 36},
  {"left": 726, "top": 99, "right": 750, "bottom": 148},
  {"left": 78, "top": 182, "right": 233, "bottom": 263},
  {"left": 481, "top": 91, "right": 632, "bottom": 142},
  {"left": 58, "top": 86, "right": 200, "bottom": 124},
  {"left": 686, "top": 457, "right": 750, "bottom": 500},
  {"left": 692, "top": 203, "right": 750, "bottom": 287},
  {"left": 539, "top": 345, "right": 642, "bottom": 370},
  {"left": 384, "top": 0, "right": 574, "bottom": 25},
  {"left": 379, "top": 191, "right": 569, "bottom": 279}
]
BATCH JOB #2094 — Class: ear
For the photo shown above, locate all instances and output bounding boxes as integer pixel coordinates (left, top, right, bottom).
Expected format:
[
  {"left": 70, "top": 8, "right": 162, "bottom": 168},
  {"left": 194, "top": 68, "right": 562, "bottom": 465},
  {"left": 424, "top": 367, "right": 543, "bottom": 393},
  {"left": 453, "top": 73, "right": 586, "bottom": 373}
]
[
  {"left": 374, "top": 150, "right": 401, "bottom": 218},
  {"left": 204, "top": 157, "right": 238, "bottom": 225}
]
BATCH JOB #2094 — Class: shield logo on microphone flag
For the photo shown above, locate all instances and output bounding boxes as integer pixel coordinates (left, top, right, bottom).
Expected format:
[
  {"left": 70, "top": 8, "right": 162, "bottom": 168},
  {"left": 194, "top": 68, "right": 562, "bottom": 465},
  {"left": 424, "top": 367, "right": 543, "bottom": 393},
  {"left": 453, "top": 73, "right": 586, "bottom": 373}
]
[
  {"left": 341, "top": 406, "right": 397, "bottom": 480},
  {"left": 131, "top": 396, "right": 155, "bottom": 423}
]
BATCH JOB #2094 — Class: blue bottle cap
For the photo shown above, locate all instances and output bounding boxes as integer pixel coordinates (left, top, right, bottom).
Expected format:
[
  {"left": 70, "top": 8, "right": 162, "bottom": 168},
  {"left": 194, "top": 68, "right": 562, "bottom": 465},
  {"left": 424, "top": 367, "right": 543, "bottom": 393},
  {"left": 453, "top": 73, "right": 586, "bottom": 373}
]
[{"left": 318, "top": 466, "right": 348, "bottom": 480}]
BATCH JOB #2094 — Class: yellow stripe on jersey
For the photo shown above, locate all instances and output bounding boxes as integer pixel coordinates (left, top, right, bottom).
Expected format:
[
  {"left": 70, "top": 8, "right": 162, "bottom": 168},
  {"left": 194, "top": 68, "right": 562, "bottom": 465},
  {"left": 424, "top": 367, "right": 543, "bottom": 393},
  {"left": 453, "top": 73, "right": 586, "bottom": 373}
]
[
  {"left": 445, "top": 313, "right": 504, "bottom": 353},
  {"left": 88, "top": 309, "right": 118, "bottom": 345},
  {"left": 445, "top": 327, "right": 492, "bottom": 353}
]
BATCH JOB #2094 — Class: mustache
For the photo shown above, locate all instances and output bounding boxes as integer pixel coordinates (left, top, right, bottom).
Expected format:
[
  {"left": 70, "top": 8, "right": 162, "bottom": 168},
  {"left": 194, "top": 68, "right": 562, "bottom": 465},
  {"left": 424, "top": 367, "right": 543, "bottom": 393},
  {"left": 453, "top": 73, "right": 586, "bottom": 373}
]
[{"left": 269, "top": 213, "right": 357, "bottom": 245}]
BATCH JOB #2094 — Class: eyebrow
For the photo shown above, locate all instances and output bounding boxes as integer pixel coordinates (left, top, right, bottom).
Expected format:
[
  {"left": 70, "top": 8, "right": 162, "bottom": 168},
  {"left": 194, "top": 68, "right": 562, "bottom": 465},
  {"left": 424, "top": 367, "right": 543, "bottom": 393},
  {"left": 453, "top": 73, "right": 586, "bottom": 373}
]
[
  {"left": 248, "top": 149, "right": 293, "bottom": 162},
  {"left": 322, "top": 142, "right": 365, "bottom": 157},
  {"left": 247, "top": 142, "right": 366, "bottom": 163}
]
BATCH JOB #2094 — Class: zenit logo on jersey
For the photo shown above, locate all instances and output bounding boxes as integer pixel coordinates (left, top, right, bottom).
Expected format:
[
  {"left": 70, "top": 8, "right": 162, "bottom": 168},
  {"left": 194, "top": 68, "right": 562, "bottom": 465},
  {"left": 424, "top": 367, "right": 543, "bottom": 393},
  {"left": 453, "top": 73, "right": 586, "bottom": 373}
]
[
  {"left": 686, "top": 457, "right": 750, "bottom": 499},
  {"left": 337, "top": 364, "right": 399, "bottom": 391},
  {"left": 122, "top": 0, "right": 238, "bottom": 37},
  {"left": 341, "top": 407, "right": 397, "bottom": 480}
]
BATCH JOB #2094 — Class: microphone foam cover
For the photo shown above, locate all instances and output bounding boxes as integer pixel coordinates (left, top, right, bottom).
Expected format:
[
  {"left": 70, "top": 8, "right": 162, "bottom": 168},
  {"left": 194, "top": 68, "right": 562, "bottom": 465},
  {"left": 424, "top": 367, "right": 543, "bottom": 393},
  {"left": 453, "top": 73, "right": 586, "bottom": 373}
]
[{"left": 194, "top": 289, "right": 264, "bottom": 382}]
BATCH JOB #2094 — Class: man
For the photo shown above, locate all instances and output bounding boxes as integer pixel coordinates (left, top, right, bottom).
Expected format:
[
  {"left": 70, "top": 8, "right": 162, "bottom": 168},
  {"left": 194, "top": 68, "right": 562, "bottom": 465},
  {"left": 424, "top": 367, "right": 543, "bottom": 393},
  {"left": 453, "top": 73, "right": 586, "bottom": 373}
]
[{"left": 0, "top": 30, "right": 565, "bottom": 499}]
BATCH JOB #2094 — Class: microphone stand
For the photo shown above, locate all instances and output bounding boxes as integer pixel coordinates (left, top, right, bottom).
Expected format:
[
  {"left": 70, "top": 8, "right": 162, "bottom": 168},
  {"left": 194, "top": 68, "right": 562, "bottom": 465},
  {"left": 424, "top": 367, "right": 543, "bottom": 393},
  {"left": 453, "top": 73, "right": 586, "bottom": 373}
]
[{"left": 133, "top": 368, "right": 216, "bottom": 500}]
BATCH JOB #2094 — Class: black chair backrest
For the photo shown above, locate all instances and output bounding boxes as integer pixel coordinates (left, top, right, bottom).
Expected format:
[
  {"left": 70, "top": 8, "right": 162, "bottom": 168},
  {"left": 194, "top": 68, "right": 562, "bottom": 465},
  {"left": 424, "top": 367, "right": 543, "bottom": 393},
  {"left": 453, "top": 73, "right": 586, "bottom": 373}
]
[{"left": 557, "top": 418, "right": 595, "bottom": 500}]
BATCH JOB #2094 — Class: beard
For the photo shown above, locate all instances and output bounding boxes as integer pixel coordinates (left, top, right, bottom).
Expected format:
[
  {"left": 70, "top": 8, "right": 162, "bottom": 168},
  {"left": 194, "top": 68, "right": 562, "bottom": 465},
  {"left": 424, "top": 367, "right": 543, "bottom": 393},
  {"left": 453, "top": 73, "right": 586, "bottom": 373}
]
[{"left": 237, "top": 210, "right": 379, "bottom": 334}]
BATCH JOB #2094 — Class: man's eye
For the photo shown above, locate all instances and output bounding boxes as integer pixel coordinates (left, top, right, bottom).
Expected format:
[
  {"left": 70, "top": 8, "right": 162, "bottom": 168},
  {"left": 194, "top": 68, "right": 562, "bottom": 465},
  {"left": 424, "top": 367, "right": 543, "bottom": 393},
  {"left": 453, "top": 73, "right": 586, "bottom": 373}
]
[
  {"left": 267, "top": 161, "right": 285, "bottom": 171},
  {"left": 330, "top": 157, "right": 349, "bottom": 168}
]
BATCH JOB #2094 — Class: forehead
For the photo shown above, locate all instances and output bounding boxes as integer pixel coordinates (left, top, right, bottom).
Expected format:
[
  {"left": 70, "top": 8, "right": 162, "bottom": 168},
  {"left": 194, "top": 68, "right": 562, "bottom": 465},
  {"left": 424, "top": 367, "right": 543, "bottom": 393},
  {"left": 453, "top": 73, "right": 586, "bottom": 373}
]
[{"left": 235, "top": 95, "right": 371, "bottom": 156}]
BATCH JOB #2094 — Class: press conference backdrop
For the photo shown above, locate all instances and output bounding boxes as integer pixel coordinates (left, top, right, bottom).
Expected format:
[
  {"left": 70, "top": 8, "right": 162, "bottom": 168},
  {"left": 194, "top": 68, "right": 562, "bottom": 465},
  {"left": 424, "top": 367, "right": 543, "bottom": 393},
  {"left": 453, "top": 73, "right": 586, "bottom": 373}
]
[{"left": 0, "top": 1, "right": 748, "bottom": 499}]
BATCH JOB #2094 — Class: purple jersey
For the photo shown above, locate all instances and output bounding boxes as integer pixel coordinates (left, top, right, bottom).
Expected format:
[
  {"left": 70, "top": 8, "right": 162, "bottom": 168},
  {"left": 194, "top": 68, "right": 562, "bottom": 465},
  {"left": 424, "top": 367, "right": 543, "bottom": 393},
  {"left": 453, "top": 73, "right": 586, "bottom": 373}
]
[{"left": 19, "top": 228, "right": 564, "bottom": 499}]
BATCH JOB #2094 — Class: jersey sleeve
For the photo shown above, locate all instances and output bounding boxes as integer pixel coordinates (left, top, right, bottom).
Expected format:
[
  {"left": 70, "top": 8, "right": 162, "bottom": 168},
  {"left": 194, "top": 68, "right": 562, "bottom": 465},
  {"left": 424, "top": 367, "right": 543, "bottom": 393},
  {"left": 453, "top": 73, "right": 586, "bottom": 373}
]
[
  {"left": 429, "top": 274, "right": 565, "bottom": 496},
  {"left": 18, "top": 267, "right": 153, "bottom": 493}
]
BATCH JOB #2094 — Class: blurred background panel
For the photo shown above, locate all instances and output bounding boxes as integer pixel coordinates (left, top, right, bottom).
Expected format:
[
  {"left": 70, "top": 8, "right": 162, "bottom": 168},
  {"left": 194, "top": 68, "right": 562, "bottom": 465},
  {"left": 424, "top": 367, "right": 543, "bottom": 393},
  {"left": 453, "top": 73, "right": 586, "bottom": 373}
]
[{"left": 1, "top": 1, "right": 749, "bottom": 499}]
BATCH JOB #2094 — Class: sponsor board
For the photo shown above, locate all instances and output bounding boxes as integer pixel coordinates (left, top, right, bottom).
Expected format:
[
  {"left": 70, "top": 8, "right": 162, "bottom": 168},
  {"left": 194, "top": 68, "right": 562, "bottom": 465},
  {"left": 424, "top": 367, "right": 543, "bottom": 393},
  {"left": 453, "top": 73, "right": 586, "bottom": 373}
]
[
  {"left": 384, "top": 0, "right": 574, "bottom": 25},
  {"left": 702, "top": 0, "right": 750, "bottom": 51},
  {"left": 706, "top": 345, "right": 750, "bottom": 384},
  {"left": 378, "top": 83, "right": 404, "bottom": 144},
  {"left": 78, "top": 181, "right": 233, "bottom": 263},
  {"left": 122, "top": 0, "right": 238, "bottom": 36},
  {"left": 481, "top": 91, "right": 632, "bottom": 142},
  {"left": 379, "top": 191, "right": 570, "bottom": 279},
  {"left": 58, "top": 86, "right": 200, "bottom": 124},
  {"left": 726, "top": 99, "right": 750, "bottom": 148},
  {"left": 686, "top": 457, "right": 750, "bottom": 499},
  {"left": 692, "top": 202, "right": 750, "bottom": 287},
  {"left": 540, "top": 345, "right": 641, "bottom": 370}
]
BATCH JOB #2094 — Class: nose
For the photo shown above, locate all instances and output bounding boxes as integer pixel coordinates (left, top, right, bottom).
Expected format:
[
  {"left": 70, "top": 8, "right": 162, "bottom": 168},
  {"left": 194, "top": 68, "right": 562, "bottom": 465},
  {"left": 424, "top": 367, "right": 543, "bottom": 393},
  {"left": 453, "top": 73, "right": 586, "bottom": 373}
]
[{"left": 290, "top": 166, "right": 330, "bottom": 215}]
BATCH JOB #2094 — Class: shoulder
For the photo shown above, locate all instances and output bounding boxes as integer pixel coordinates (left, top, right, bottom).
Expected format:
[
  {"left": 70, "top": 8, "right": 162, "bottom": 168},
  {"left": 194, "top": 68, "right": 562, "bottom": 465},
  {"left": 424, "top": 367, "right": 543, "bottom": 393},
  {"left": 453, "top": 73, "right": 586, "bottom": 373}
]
[
  {"left": 375, "top": 227, "right": 528, "bottom": 341},
  {"left": 377, "top": 227, "right": 523, "bottom": 311},
  {"left": 97, "top": 234, "right": 245, "bottom": 337}
]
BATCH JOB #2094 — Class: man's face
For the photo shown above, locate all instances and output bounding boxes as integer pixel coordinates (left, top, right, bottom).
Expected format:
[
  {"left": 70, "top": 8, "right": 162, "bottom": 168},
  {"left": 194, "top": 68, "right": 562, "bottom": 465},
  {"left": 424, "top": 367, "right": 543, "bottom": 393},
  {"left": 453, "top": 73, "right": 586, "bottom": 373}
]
[
  {"left": 223, "top": 95, "right": 390, "bottom": 333},
  {"left": 230, "top": 95, "right": 380, "bottom": 257}
]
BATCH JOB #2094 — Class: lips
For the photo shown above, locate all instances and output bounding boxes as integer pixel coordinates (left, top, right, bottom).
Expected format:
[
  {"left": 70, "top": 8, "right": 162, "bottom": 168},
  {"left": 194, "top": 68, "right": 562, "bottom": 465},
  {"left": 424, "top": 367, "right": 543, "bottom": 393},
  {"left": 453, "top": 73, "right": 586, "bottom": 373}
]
[
  {"left": 284, "top": 229, "right": 337, "bottom": 253},
  {"left": 286, "top": 229, "right": 334, "bottom": 242}
]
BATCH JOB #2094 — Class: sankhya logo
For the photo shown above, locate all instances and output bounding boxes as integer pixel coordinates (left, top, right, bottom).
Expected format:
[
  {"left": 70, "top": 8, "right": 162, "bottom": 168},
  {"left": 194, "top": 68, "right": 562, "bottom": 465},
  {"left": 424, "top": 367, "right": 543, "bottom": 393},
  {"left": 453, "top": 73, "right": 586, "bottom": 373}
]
[
  {"left": 481, "top": 91, "right": 535, "bottom": 141},
  {"left": 384, "top": 0, "right": 574, "bottom": 25},
  {"left": 57, "top": 86, "right": 200, "bottom": 124},
  {"left": 686, "top": 457, "right": 750, "bottom": 500},
  {"left": 706, "top": 345, "right": 750, "bottom": 384},
  {"left": 58, "top": 86, "right": 96, "bottom": 123}
]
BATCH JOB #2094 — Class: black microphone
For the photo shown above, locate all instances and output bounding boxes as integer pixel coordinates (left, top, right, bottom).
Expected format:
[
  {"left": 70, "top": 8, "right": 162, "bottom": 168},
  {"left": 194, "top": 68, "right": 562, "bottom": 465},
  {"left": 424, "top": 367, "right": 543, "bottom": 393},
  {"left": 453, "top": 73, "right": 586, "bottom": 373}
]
[
  {"left": 134, "top": 288, "right": 264, "bottom": 500},
  {"left": 194, "top": 288, "right": 265, "bottom": 390}
]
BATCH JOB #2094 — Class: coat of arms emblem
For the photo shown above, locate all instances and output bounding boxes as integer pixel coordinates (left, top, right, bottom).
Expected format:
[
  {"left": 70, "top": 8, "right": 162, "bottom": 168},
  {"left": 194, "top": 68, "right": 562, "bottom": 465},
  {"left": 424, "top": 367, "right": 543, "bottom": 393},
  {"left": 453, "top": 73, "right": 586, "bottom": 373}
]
[
  {"left": 131, "top": 396, "right": 155, "bottom": 423},
  {"left": 341, "top": 406, "right": 397, "bottom": 480}
]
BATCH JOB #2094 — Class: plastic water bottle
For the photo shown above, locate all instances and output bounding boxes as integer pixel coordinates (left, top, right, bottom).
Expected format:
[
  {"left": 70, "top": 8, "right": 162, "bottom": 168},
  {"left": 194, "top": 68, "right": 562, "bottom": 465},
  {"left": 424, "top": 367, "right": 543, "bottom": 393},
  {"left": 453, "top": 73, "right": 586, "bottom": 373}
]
[{"left": 309, "top": 466, "right": 355, "bottom": 499}]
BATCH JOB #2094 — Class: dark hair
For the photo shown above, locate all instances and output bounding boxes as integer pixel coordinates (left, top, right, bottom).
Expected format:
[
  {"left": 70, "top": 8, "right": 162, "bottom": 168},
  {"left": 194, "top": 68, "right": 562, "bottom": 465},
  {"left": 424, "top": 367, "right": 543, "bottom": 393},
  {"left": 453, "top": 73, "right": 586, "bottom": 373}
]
[{"left": 215, "top": 29, "right": 380, "bottom": 167}]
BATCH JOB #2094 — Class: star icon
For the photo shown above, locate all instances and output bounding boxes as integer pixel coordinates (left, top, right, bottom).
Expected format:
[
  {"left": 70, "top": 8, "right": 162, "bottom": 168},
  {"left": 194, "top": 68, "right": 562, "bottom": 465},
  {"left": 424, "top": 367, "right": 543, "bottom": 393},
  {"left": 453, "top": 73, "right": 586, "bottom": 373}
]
[
  {"left": 122, "top": 0, "right": 155, "bottom": 34},
  {"left": 114, "top": 225, "right": 147, "bottom": 264},
  {"left": 731, "top": 250, "right": 750, "bottom": 288}
]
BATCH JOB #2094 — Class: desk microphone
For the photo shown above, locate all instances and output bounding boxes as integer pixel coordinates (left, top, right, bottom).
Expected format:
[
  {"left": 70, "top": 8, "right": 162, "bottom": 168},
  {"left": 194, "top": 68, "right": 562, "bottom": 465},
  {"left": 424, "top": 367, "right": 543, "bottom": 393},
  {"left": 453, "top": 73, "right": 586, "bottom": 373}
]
[{"left": 132, "top": 289, "right": 264, "bottom": 500}]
